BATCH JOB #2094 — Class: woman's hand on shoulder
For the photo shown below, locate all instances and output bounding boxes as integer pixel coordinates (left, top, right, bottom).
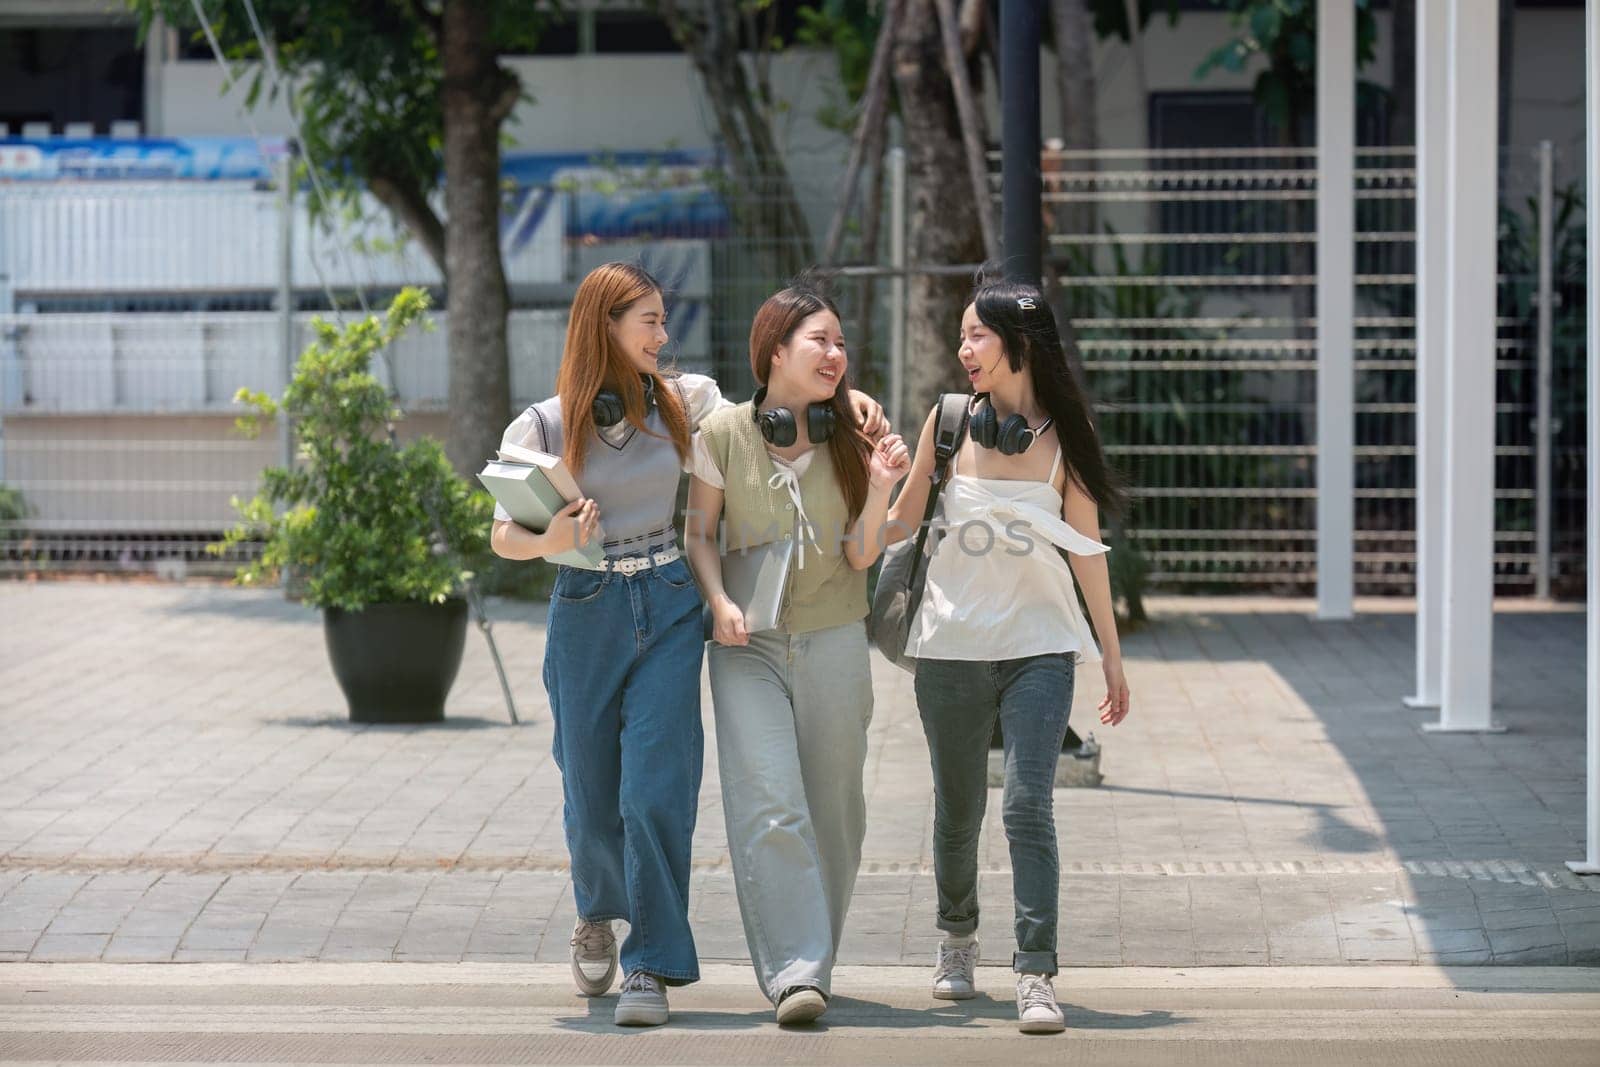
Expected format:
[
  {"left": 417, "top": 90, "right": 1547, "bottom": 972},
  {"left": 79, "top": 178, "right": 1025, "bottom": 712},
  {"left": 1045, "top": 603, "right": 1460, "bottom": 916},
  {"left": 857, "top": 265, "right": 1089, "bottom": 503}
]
[
  {"left": 848, "top": 389, "right": 889, "bottom": 440},
  {"left": 869, "top": 433, "right": 912, "bottom": 490}
]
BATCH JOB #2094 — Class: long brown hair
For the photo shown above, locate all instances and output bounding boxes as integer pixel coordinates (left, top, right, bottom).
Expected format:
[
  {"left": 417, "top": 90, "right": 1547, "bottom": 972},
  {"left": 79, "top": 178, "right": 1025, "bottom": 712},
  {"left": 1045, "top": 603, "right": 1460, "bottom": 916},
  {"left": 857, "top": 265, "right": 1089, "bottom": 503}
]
[
  {"left": 748, "top": 284, "right": 873, "bottom": 522},
  {"left": 555, "top": 262, "right": 691, "bottom": 476}
]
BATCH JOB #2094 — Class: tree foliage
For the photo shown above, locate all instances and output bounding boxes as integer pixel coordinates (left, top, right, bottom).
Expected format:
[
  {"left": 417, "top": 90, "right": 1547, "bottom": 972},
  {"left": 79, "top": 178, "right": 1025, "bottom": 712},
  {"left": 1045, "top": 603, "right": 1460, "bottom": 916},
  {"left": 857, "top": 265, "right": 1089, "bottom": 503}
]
[
  {"left": 129, "top": 0, "right": 546, "bottom": 271},
  {"left": 1194, "top": 0, "right": 1379, "bottom": 139}
]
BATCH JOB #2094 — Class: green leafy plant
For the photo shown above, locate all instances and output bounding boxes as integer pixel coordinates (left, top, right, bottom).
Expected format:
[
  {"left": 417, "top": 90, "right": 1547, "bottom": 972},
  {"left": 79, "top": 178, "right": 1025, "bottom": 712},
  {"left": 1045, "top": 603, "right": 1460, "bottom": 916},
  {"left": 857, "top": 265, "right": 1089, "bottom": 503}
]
[
  {"left": 1195, "top": 0, "right": 1380, "bottom": 143},
  {"left": 211, "top": 288, "right": 492, "bottom": 610},
  {"left": 0, "top": 484, "right": 28, "bottom": 539}
]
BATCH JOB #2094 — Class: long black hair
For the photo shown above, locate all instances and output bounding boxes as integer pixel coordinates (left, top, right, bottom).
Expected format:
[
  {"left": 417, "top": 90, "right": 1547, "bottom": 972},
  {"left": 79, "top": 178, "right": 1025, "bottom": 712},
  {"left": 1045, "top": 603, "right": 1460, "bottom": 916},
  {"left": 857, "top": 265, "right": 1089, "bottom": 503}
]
[{"left": 970, "top": 276, "right": 1126, "bottom": 515}]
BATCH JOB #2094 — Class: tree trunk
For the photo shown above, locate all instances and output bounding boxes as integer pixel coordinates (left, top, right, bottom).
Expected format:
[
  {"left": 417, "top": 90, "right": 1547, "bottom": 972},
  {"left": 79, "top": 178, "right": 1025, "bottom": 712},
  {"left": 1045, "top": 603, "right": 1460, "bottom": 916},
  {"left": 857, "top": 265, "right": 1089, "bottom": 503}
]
[
  {"left": 893, "top": 0, "right": 986, "bottom": 424},
  {"left": 368, "top": 170, "right": 448, "bottom": 274},
  {"left": 852, "top": 116, "right": 888, "bottom": 389},
  {"left": 822, "top": 0, "right": 902, "bottom": 264},
  {"left": 652, "top": 0, "right": 815, "bottom": 283},
  {"left": 1049, "top": 0, "right": 1098, "bottom": 239},
  {"left": 441, "top": 0, "right": 515, "bottom": 474},
  {"left": 934, "top": 0, "right": 998, "bottom": 259}
]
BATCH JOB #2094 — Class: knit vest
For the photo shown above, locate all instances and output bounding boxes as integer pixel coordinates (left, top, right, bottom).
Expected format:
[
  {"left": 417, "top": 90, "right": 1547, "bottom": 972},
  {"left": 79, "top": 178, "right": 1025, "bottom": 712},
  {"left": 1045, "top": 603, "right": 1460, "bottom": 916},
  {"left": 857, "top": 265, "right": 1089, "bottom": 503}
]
[
  {"left": 515, "top": 391, "right": 683, "bottom": 555},
  {"left": 698, "top": 402, "right": 867, "bottom": 635}
]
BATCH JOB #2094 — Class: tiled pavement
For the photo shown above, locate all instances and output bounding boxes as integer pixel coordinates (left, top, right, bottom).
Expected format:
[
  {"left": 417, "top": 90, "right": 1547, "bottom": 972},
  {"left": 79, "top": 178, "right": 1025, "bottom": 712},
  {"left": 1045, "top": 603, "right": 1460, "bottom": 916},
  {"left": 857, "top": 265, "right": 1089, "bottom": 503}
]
[{"left": 1, "top": 581, "right": 1596, "bottom": 967}]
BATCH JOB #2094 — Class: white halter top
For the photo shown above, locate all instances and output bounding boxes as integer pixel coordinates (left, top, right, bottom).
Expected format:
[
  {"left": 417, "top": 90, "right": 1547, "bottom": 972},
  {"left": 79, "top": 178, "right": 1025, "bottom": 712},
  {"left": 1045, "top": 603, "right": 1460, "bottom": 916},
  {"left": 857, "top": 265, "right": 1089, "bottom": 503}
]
[{"left": 907, "top": 446, "right": 1109, "bottom": 662}]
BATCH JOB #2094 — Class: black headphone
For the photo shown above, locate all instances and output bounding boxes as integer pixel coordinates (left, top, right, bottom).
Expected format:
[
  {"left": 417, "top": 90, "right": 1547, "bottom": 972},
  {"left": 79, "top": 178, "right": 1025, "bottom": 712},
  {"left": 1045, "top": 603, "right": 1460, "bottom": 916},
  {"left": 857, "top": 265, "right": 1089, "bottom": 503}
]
[
  {"left": 752, "top": 386, "right": 835, "bottom": 447},
  {"left": 969, "top": 394, "right": 1053, "bottom": 455},
  {"left": 592, "top": 375, "right": 656, "bottom": 429}
]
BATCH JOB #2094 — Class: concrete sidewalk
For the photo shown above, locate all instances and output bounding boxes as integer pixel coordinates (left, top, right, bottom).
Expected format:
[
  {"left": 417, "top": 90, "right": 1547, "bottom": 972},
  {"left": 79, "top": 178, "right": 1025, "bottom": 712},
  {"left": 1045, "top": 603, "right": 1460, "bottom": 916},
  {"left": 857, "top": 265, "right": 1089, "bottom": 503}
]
[
  {"left": 1, "top": 582, "right": 1597, "bottom": 967},
  {"left": 2, "top": 963, "right": 1598, "bottom": 1065}
]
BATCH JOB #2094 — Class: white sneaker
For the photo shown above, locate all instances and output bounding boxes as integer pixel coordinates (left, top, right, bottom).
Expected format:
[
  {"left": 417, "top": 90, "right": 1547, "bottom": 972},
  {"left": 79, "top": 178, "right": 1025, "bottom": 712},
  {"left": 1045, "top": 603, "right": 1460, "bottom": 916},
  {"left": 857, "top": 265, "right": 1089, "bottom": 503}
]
[
  {"left": 931, "top": 936, "right": 979, "bottom": 1000},
  {"left": 614, "top": 971, "right": 669, "bottom": 1026},
  {"left": 775, "top": 985, "right": 827, "bottom": 1025},
  {"left": 569, "top": 919, "right": 617, "bottom": 996},
  {"left": 1016, "top": 973, "right": 1065, "bottom": 1034}
]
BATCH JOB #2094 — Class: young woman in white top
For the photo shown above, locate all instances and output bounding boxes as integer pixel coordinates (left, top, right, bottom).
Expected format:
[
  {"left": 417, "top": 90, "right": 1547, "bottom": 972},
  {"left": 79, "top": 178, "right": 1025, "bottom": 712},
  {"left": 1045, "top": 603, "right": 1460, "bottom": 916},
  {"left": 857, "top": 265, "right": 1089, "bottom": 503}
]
[{"left": 885, "top": 277, "right": 1132, "bottom": 1033}]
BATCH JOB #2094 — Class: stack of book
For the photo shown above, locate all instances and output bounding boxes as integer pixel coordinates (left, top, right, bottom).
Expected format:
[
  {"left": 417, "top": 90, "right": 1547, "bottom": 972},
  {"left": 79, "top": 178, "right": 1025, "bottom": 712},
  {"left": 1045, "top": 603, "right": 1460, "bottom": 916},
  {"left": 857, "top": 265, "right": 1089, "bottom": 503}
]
[{"left": 477, "top": 442, "right": 606, "bottom": 570}]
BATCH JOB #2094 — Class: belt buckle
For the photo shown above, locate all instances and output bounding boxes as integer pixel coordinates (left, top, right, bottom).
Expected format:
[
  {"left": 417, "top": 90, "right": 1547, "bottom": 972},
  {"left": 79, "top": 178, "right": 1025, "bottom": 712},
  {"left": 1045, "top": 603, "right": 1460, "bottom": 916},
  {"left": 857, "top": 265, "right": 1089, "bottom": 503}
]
[{"left": 606, "top": 547, "right": 677, "bottom": 577}]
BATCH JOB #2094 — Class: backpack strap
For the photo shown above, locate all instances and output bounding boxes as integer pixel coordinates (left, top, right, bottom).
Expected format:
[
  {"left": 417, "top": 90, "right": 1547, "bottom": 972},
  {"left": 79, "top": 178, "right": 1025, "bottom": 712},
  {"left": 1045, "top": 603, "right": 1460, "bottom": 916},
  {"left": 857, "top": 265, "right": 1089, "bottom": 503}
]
[
  {"left": 929, "top": 392, "right": 969, "bottom": 484},
  {"left": 908, "top": 393, "right": 971, "bottom": 580}
]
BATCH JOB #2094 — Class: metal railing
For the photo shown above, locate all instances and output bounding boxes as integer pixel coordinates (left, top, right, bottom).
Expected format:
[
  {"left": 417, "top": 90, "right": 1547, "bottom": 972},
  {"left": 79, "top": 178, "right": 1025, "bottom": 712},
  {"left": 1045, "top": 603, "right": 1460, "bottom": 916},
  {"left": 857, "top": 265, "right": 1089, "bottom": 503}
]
[
  {"left": 1041, "top": 143, "right": 1586, "bottom": 596},
  {"left": 0, "top": 144, "right": 1586, "bottom": 593}
]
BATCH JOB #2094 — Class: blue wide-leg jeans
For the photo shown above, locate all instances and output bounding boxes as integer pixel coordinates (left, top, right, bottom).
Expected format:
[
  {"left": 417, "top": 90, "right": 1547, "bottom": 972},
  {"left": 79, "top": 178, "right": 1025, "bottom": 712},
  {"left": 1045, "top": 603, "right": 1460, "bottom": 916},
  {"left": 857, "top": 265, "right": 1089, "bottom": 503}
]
[{"left": 543, "top": 555, "right": 705, "bottom": 985}]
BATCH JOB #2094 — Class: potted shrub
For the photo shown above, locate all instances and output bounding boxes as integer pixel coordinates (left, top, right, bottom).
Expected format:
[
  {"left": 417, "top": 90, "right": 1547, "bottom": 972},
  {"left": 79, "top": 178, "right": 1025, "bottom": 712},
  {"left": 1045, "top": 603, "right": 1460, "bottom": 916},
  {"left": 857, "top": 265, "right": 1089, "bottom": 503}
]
[{"left": 213, "top": 288, "right": 493, "bottom": 723}]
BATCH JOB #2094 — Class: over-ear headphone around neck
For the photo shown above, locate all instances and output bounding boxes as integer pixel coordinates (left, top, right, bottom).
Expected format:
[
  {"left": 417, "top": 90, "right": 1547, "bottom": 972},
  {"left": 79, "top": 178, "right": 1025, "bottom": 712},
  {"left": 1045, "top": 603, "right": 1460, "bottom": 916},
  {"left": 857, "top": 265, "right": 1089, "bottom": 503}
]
[
  {"left": 592, "top": 375, "right": 656, "bottom": 429},
  {"left": 969, "top": 393, "right": 1052, "bottom": 455},
  {"left": 752, "top": 386, "right": 835, "bottom": 447}
]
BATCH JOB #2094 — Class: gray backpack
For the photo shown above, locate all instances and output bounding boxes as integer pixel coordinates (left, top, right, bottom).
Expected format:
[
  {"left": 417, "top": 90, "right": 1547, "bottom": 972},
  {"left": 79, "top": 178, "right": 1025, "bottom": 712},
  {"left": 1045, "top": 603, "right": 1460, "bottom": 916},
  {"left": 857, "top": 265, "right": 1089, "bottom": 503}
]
[{"left": 869, "top": 394, "right": 970, "bottom": 674}]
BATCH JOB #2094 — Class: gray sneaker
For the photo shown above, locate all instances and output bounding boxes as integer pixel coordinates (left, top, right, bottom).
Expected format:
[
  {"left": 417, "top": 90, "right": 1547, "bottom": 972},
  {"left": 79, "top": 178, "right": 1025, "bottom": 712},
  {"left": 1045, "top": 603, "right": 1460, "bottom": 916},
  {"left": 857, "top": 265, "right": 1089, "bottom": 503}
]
[
  {"left": 932, "top": 937, "right": 979, "bottom": 1000},
  {"left": 569, "top": 919, "right": 617, "bottom": 997},
  {"left": 614, "top": 971, "right": 669, "bottom": 1027},
  {"left": 1016, "top": 973, "right": 1065, "bottom": 1034}
]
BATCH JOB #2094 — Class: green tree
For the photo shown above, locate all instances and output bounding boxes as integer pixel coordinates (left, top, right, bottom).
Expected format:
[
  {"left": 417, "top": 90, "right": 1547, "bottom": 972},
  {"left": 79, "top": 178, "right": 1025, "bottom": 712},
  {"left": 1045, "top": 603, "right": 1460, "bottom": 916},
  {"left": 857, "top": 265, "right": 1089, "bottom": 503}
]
[
  {"left": 1195, "top": 0, "right": 1379, "bottom": 146},
  {"left": 130, "top": 0, "right": 548, "bottom": 475}
]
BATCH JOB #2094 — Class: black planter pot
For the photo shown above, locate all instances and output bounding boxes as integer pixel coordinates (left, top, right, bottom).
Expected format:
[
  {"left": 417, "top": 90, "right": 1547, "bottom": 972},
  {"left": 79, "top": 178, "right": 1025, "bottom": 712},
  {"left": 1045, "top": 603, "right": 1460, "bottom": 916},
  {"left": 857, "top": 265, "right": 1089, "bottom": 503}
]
[{"left": 323, "top": 598, "right": 469, "bottom": 723}]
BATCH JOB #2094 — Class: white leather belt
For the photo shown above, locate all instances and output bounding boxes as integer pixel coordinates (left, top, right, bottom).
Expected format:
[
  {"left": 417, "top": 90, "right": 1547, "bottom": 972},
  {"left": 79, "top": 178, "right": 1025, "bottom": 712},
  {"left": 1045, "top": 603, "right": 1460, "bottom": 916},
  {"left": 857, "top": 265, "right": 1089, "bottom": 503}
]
[{"left": 599, "top": 547, "right": 681, "bottom": 576}]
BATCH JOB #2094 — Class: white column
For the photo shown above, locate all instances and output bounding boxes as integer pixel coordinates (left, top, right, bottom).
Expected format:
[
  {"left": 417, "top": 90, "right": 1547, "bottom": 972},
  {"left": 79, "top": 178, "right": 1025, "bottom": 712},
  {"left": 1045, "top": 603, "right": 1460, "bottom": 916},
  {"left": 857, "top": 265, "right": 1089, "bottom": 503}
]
[
  {"left": 1316, "top": 0, "right": 1355, "bottom": 620},
  {"left": 1428, "top": 1, "right": 1502, "bottom": 734},
  {"left": 1406, "top": 0, "right": 1449, "bottom": 709},
  {"left": 1568, "top": 0, "right": 1600, "bottom": 875}
]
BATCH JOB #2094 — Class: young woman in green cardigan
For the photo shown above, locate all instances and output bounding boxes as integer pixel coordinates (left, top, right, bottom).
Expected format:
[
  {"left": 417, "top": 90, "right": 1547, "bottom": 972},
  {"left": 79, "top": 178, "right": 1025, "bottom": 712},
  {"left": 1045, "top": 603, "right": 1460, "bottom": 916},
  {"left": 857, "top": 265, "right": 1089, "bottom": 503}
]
[{"left": 684, "top": 282, "right": 910, "bottom": 1026}]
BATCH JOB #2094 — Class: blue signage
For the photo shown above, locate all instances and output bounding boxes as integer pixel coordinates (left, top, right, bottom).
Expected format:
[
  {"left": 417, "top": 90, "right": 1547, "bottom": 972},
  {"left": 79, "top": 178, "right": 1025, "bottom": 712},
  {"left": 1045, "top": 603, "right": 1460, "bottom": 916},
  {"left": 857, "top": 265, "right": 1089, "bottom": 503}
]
[{"left": 0, "top": 138, "right": 729, "bottom": 238}]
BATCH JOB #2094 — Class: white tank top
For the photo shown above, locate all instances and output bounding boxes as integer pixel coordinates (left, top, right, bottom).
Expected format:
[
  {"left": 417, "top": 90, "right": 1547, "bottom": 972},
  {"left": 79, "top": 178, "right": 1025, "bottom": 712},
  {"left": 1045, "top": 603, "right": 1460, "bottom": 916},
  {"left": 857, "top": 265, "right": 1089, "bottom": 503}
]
[{"left": 906, "top": 445, "right": 1109, "bottom": 662}]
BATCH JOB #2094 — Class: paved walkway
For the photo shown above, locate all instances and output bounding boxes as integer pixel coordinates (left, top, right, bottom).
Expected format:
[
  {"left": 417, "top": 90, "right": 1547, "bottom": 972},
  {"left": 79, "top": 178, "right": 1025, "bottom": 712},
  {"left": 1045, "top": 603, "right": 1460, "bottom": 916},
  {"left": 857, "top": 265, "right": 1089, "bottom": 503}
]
[
  {"left": 4, "top": 963, "right": 1598, "bottom": 1065},
  {"left": 1, "top": 582, "right": 1596, "bottom": 968}
]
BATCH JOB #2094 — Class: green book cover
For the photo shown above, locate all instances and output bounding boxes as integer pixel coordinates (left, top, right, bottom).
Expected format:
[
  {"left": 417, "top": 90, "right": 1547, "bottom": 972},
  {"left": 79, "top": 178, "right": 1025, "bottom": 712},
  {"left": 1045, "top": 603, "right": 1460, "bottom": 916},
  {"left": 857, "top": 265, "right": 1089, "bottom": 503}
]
[{"left": 477, "top": 445, "right": 606, "bottom": 571}]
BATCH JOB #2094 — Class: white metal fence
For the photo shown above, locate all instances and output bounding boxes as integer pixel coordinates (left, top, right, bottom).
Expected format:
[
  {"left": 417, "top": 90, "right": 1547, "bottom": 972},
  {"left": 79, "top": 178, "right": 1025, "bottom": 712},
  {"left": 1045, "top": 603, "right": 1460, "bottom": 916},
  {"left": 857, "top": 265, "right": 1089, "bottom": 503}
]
[
  {"left": 0, "top": 145, "right": 1587, "bottom": 592},
  {"left": 1045, "top": 143, "right": 1586, "bottom": 596},
  {"left": 0, "top": 181, "right": 562, "bottom": 296}
]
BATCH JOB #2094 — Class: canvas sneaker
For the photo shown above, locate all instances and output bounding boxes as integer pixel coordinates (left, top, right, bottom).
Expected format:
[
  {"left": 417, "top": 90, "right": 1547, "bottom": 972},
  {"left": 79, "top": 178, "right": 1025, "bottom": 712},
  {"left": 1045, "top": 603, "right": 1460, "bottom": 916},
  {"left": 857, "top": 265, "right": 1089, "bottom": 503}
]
[
  {"left": 931, "top": 936, "right": 979, "bottom": 1000},
  {"left": 1016, "top": 973, "right": 1066, "bottom": 1034},
  {"left": 614, "top": 971, "right": 669, "bottom": 1026},
  {"left": 775, "top": 985, "right": 828, "bottom": 1025},
  {"left": 569, "top": 919, "right": 618, "bottom": 997}
]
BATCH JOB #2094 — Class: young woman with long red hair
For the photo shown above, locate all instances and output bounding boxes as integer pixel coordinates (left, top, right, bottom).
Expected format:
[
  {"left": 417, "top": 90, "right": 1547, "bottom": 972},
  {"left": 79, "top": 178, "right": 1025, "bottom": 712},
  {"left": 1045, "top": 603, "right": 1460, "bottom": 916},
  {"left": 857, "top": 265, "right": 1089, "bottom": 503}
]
[
  {"left": 491, "top": 263, "right": 883, "bottom": 1027},
  {"left": 684, "top": 281, "right": 910, "bottom": 1025}
]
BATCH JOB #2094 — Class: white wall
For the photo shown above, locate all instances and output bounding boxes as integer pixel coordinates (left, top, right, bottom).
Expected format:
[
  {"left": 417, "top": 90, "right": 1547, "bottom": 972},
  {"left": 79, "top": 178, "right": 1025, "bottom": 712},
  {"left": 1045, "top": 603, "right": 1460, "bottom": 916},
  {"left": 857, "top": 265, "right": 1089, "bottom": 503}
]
[{"left": 91, "top": 8, "right": 1600, "bottom": 205}]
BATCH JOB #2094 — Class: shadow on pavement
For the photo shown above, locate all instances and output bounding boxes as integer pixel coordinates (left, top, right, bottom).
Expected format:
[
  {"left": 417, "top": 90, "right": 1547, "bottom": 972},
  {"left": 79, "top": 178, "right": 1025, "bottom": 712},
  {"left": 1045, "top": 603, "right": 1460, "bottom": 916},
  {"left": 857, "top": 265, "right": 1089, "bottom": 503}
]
[
  {"left": 274, "top": 714, "right": 510, "bottom": 731},
  {"left": 1124, "top": 604, "right": 1594, "bottom": 975}
]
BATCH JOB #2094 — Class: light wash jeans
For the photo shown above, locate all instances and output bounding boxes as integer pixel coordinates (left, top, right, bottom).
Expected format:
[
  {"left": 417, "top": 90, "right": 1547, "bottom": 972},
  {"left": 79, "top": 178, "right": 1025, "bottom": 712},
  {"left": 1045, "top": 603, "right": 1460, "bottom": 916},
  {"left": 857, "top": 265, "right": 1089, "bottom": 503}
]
[
  {"left": 707, "top": 619, "right": 872, "bottom": 1002},
  {"left": 543, "top": 554, "right": 705, "bottom": 985},
  {"left": 913, "top": 653, "right": 1075, "bottom": 975}
]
